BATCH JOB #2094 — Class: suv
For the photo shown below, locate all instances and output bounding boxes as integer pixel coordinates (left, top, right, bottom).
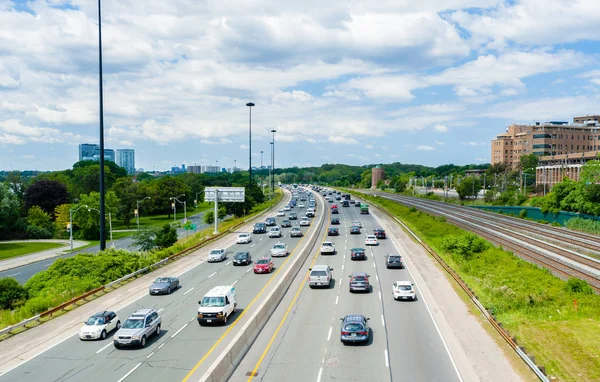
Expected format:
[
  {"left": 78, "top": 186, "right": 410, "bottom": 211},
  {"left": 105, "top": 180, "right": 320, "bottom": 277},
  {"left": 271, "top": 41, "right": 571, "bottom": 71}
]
[
  {"left": 268, "top": 226, "right": 282, "bottom": 238},
  {"left": 265, "top": 217, "right": 277, "bottom": 226},
  {"left": 374, "top": 229, "right": 386, "bottom": 239},
  {"left": 385, "top": 254, "right": 404, "bottom": 269},
  {"left": 113, "top": 309, "right": 161, "bottom": 349},
  {"left": 348, "top": 272, "right": 371, "bottom": 293},
  {"left": 281, "top": 220, "right": 292, "bottom": 228},
  {"left": 341, "top": 200, "right": 349, "bottom": 207},
  {"left": 308, "top": 265, "right": 333, "bottom": 288},
  {"left": 253, "top": 223, "right": 267, "bottom": 234},
  {"left": 320, "top": 241, "right": 336, "bottom": 255},
  {"left": 299, "top": 217, "right": 311, "bottom": 226},
  {"left": 290, "top": 227, "right": 303, "bottom": 237}
]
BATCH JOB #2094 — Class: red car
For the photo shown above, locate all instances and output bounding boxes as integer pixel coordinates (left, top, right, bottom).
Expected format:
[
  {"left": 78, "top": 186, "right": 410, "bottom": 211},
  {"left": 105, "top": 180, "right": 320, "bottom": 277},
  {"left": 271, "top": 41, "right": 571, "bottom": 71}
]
[
  {"left": 373, "top": 229, "right": 386, "bottom": 239},
  {"left": 254, "top": 256, "right": 274, "bottom": 274},
  {"left": 331, "top": 204, "right": 338, "bottom": 209}
]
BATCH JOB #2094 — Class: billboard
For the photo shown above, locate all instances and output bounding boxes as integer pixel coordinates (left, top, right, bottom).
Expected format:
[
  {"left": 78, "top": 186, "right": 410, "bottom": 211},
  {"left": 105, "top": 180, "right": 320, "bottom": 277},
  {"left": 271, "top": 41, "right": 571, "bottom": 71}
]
[{"left": 204, "top": 187, "right": 245, "bottom": 203}]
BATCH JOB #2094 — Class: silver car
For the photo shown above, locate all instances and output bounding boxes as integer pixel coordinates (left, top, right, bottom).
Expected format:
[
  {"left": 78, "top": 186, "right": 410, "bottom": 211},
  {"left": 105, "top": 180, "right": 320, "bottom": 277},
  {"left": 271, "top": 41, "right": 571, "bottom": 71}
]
[
  {"left": 268, "top": 226, "right": 282, "bottom": 238},
  {"left": 113, "top": 309, "right": 161, "bottom": 349},
  {"left": 149, "top": 277, "right": 180, "bottom": 295},
  {"left": 208, "top": 248, "right": 227, "bottom": 262},
  {"left": 270, "top": 242, "right": 289, "bottom": 257}
]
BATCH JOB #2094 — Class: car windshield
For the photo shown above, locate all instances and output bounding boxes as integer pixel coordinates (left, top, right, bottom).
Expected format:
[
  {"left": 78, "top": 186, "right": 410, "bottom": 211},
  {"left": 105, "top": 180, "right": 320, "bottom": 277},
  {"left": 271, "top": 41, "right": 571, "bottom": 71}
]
[
  {"left": 154, "top": 277, "right": 170, "bottom": 283},
  {"left": 352, "top": 276, "right": 367, "bottom": 281},
  {"left": 234, "top": 253, "right": 247, "bottom": 259},
  {"left": 343, "top": 323, "right": 364, "bottom": 331},
  {"left": 201, "top": 296, "right": 225, "bottom": 307},
  {"left": 85, "top": 316, "right": 106, "bottom": 325},
  {"left": 398, "top": 285, "right": 412, "bottom": 291},
  {"left": 122, "top": 318, "right": 144, "bottom": 329},
  {"left": 351, "top": 226, "right": 359, "bottom": 229},
  {"left": 257, "top": 259, "right": 270, "bottom": 264},
  {"left": 271, "top": 228, "right": 279, "bottom": 231},
  {"left": 239, "top": 234, "right": 248, "bottom": 237},
  {"left": 389, "top": 256, "right": 400, "bottom": 262},
  {"left": 322, "top": 243, "right": 332, "bottom": 247},
  {"left": 367, "top": 236, "right": 376, "bottom": 239},
  {"left": 274, "top": 244, "right": 285, "bottom": 249},
  {"left": 210, "top": 250, "right": 222, "bottom": 255}
]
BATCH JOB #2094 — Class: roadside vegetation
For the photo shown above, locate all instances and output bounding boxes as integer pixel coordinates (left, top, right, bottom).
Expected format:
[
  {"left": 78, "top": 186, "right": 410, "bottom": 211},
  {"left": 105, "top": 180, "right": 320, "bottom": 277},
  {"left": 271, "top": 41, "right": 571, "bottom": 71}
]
[
  {"left": 350, "top": 191, "right": 600, "bottom": 381},
  {"left": 0, "top": 242, "right": 66, "bottom": 261}
]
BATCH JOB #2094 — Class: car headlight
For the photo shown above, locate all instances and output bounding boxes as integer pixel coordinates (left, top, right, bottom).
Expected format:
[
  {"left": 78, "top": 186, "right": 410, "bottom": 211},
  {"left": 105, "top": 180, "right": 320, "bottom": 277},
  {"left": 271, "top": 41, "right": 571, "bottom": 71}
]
[
  {"left": 216, "top": 312, "right": 224, "bottom": 317},
  {"left": 132, "top": 335, "right": 140, "bottom": 340}
]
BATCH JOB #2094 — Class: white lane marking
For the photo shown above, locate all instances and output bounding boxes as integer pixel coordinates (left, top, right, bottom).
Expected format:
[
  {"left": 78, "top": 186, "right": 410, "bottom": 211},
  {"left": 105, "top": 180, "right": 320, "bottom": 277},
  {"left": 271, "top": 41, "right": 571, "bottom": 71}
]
[
  {"left": 232, "top": 280, "right": 238, "bottom": 286},
  {"left": 317, "top": 367, "right": 323, "bottom": 382},
  {"left": 226, "top": 261, "right": 232, "bottom": 266},
  {"left": 259, "top": 237, "right": 263, "bottom": 241},
  {"left": 96, "top": 342, "right": 113, "bottom": 354},
  {"left": 117, "top": 362, "right": 142, "bottom": 382},
  {"left": 208, "top": 272, "right": 216, "bottom": 278},
  {"left": 327, "top": 327, "right": 332, "bottom": 341},
  {"left": 381, "top": 314, "right": 385, "bottom": 327},
  {"left": 341, "top": 264, "right": 344, "bottom": 272},
  {"left": 157, "top": 308, "right": 164, "bottom": 313},
  {"left": 385, "top": 350, "right": 389, "bottom": 368},
  {"left": 250, "top": 244, "right": 256, "bottom": 248},
  {"left": 373, "top": 261, "right": 376, "bottom": 268},
  {"left": 246, "top": 267, "right": 252, "bottom": 273},
  {"left": 157, "top": 343, "right": 165, "bottom": 350},
  {"left": 183, "top": 287, "right": 194, "bottom": 295},
  {"left": 6, "top": 272, "right": 20, "bottom": 277},
  {"left": 375, "top": 274, "right": 379, "bottom": 282},
  {"left": 378, "top": 291, "right": 382, "bottom": 300},
  {"left": 335, "top": 296, "right": 339, "bottom": 305},
  {"left": 171, "top": 322, "right": 189, "bottom": 338},
  {"left": 146, "top": 351, "right": 155, "bottom": 359}
]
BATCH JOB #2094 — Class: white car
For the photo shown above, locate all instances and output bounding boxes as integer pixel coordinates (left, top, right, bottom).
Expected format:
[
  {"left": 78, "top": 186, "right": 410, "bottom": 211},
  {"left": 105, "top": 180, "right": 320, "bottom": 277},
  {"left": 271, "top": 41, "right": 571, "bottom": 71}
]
[
  {"left": 236, "top": 233, "right": 252, "bottom": 244},
  {"left": 268, "top": 226, "right": 282, "bottom": 238},
  {"left": 299, "top": 218, "right": 311, "bottom": 226},
  {"left": 208, "top": 248, "right": 227, "bottom": 262},
  {"left": 79, "top": 311, "right": 120, "bottom": 340},
  {"left": 277, "top": 210, "right": 285, "bottom": 217},
  {"left": 393, "top": 281, "right": 417, "bottom": 301},
  {"left": 352, "top": 221, "right": 362, "bottom": 228},
  {"left": 284, "top": 205, "right": 291, "bottom": 211},
  {"left": 270, "top": 242, "right": 289, "bottom": 257},
  {"left": 320, "top": 241, "right": 336, "bottom": 255},
  {"left": 365, "top": 235, "right": 378, "bottom": 246},
  {"left": 298, "top": 203, "right": 305, "bottom": 208}
]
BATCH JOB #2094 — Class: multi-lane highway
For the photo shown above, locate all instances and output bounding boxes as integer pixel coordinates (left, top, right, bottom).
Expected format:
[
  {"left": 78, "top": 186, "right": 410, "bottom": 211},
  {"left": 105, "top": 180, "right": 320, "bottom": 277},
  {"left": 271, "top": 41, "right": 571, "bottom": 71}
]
[
  {"left": 0, "top": 189, "right": 325, "bottom": 382},
  {"left": 230, "top": 194, "right": 461, "bottom": 382}
]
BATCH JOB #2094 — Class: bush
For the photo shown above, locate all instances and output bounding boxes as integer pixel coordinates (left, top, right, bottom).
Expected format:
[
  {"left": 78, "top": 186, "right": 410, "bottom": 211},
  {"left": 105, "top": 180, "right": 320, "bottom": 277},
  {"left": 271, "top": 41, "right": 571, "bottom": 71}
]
[
  {"left": 25, "top": 225, "right": 53, "bottom": 239},
  {"left": 441, "top": 232, "right": 489, "bottom": 260},
  {"left": 132, "top": 228, "right": 158, "bottom": 251},
  {"left": 564, "top": 278, "right": 594, "bottom": 295},
  {"left": 154, "top": 224, "right": 178, "bottom": 249},
  {"left": 565, "top": 217, "right": 600, "bottom": 235},
  {"left": 519, "top": 209, "right": 527, "bottom": 218},
  {"left": 204, "top": 211, "right": 215, "bottom": 225},
  {"left": 0, "top": 278, "right": 27, "bottom": 310}
]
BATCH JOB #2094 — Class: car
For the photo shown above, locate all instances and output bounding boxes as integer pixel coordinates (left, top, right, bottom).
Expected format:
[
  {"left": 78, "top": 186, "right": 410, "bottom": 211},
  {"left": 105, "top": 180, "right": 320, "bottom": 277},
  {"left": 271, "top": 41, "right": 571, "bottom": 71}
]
[
  {"left": 352, "top": 220, "right": 362, "bottom": 228},
  {"left": 348, "top": 272, "right": 371, "bottom": 293},
  {"left": 284, "top": 205, "right": 291, "bottom": 211},
  {"left": 373, "top": 229, "right": 386, "bottom": 239},
  {"left": 342, "top": 200, "right": 349, "bottom": 207},
  {"left": 233, "top": 251, "right": 252, "bottom": 265},
  {"left": 339, "top": 315, "right": 370, "bottom": 344},
  {"left": 281, "top": 219, "right": 292, "bottom": 228},
  {"left": 308, "top": 265, "right": 333, "bottom": 288},
  {"left": 254, "top": 256, "right": 274, "bottom": 273},
  {"left": 335, "top": 196, "right": 341, "bottom": 200},
  {"left": 268, "top": 226, "right": 282, "bottom": 238},
  {"left": 306, "top": 208, "right": 315, "bottom": 217},
  {"left": 385, "top": 254, "right": 404, "bottom": 269},
  {"left": 320, "top": 241, "right": 336, "bottom": 255},
  {"left": 270, "top": 242, "right": 289, "bottom": 257},
  {"left": 288, "top": 212, "right": 298, "bottom": 220},
  {"left": 149, "top": 277, "right": 180, "bottom": 295},
  {"left": 349, "top": 199, "right": 356, "bottom": 205},
  {"left": 208, "top": 248, "right": 227, "bottom": 262},
  {"left": 299, "top": 218, "right": 311, "bottom": 226},
  {"left": 290, "top": 227, "right": 303, "bottom": 237},
  {"left": 328, "top": 227, "right": 340, "bottom": 236},
  {"left": 298, "top": 203, "right": 305, "bottom": 208},
  {"left": 79, "top": 311, "right": 120, "bottom": 340},
  {"left": 365, "top": 235, "right": 378, "bottom": 246},
  {"left": 277, "top": 210, "right": 285, "bottom": 217},
  {"left": 265, "top": 217, "right": 277, "bottom": 226},
  {"left": 113, "top": 309, "right": 161, "bottom": 349},
  {"left": 253, "top": 222, "right": 267, "bottom": 234},
  {"left": 350, "top": 225, "right": 361, "bottom": 234},
  {"left": 331, "top": 207, "right": 339, "bottom": 214},
  {"left": 330, "top": 217, "right": 340, "bottom": 225},
  {"left": 328, "top": 199, "right": 333, "bottom": 203},
  {"left": 350, "top": 247, "right": 366, "bottom": 260},
  {"left": 236, "top": 233, "right": 252, "bottom": 244},
  {"left": 331, "top": 204, "right": 338, "bottom": 209},
  {"left": 393, "top": 281, "right": 417, "bottom": 301},
  {"left": 355, "top": 201, "right": 361, "bottom": 208}
]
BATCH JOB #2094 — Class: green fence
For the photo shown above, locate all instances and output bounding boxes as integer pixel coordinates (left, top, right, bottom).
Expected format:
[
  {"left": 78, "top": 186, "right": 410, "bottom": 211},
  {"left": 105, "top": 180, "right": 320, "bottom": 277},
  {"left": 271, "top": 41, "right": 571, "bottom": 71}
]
[{"left": 468, "top": 205, "right": 600, "bottom": 226}]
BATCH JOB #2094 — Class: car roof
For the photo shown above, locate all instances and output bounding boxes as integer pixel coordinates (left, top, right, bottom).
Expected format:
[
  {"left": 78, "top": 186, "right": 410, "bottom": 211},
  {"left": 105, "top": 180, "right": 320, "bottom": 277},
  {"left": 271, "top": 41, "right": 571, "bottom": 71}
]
[
  {"left": 351, "top": 272, "right": 368, "bottom": 277},
  {"left": 322, "top": 241, "right": 333, "bottom": 244},
  {"left": 92, "top": 310, "right": 114, "bottom": 318},
  {"left": 396, "top": 281, "right": 412, "bottom": 285},
  {"left": 388, "top": 253, "right": 401, "bottom": 257},
  {"left": 258, "top": 256, "right": 272, "bottom": 260},
  {"left": 311, "top": 264, "right": 330, "bottom": 270},
  {"left": 131, "top": 308, "right": 154, "bottom": 317},
  {"left": 366, "top": 235, "right": 376, "bottom": 238},
  {"left": 235, "top": 251, "right": 250, "bottom": 255},
  {"left": 351, "top": 247, "right": 365, "bottom": 251},
  {"left": 206, "top": 285, "right": 235, "bottom": 296}
]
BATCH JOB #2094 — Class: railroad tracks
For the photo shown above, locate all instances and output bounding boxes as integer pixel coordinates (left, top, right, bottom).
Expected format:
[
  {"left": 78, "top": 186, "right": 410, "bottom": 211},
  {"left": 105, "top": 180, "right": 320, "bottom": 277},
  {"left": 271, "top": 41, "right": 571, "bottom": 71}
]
[{"left": 371, "top": 192, "right": 600, "bottom": 293}]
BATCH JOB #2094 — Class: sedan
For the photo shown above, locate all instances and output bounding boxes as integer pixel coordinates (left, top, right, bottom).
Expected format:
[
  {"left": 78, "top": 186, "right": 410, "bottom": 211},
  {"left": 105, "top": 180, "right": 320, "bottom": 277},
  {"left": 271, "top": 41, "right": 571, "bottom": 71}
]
[
  {"left": 265, "top": 217, "right": 277, "bottom": 226},
  {"left": 298, "top": 203, "right": 305, "bottom": 208},
  {"left": 299, "top": 218, "right": 311, "bottom": 226},
  {"left": 207, "top": 248, "right": 227, "bottom": 262},
  {"left": 79, "top": 311, "right": 120, "bottom": 340},
  {"left": 233, "top": 251, "right": 252, "bottom": 265},
  {"left": 268, "top": 226, "right": 282, "bottom": 238},
  {"left": 254, "top": 257, "right": 274, "bottom": 274},
  {"left": 284, "top": 205, "right": 291, "bottom": 211},
  {"left": 340, "top": 315, "right": 370, "bottom": 344},
  {"left": 393, "top": 281, "right": 417, "bottom": 301},
  {"left": 365, "top": 235, "right": 378, "bottom": 246},
  {"left": 330, "top": 217, "right": 340, "bottom": 225},
  {"left": 350, "top": 248, "right": 366, "bottom": 260},
  {"left": 352, "top": 220, "right": 362, "bottom": 228},
  {"left": 290, "top": 227, "right": 303, "bottom": 237},
  {"left": 328, "top": 227, "right": 340, "bottom": 236},
  {"left": 149, "top": 277, "right": 180, "bottom": 295},
  {"left": 277, "top": 210, "right": 285, "bottom": 217},
  {"left": 350, "top": 226, "right": 361, "bottom": 234},
  {"left": 348, "top": 272, "right": 371, "bottom": 293},
  {"left": 270, "top": 242, "right": 289, "bottom": 257},
  {"left": 289, "top": 213, "right": 298, "bottom": 220},
  {"left": 331, "top": 208, "right": 339, "bottom": 214},
  {"left": 236, "top": 233, "right": 252, "bottom": 244}
]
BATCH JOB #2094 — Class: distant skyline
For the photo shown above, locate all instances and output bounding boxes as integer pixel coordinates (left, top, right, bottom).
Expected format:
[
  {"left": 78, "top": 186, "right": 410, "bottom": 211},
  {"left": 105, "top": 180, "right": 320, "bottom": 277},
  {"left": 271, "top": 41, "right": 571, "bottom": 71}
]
[{"left": 1, "top": 1, "right": 600, "bottom": 171}]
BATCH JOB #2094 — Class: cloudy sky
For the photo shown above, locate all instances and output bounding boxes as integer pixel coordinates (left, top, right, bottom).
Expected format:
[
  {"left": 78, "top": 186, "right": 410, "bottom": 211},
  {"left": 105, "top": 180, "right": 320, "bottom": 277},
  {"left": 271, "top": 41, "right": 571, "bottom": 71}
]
[{"left": 1, "top": 0, "right": 600, "bottom": 171}]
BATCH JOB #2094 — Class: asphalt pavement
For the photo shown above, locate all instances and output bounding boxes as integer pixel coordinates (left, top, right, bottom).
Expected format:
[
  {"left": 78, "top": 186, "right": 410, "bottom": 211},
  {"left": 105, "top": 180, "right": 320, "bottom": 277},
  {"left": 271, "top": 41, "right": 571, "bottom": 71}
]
[
  {"left": 0, "top": 189, "right": 326, "bottom": 382},
  {"left": 0, "top": 210, "right": 210, "bottom": 284},
  {"left": 230, "top": 196, "right": 461, "bottom": 382}
]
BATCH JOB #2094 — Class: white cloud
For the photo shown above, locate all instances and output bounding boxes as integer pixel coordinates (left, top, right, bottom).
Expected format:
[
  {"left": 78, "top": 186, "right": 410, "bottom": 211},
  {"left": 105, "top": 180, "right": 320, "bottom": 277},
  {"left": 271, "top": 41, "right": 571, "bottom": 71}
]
[
  {"left": 434, "top": 124, "right": 448, "bottom": 132},
  {"left": 328, "top": 136, "right": 359, "bottom": 144},
  {"left": 240, "top": 144, "right": 249, "bottom": 149},
  {"left": 416, "top": 145, "right": 435, "bottom": 151},
  {"left": 462, "top": 141, "right": 486, "bottom": 146},
  {"left": 365, "top": 144, "right": 374, "bottom": 149},
  {"left": 435, "top": 141, "right": 445, "bottom": 145},
  {"left": 475, "top": 157, "right": 488, "bottom": 162}
]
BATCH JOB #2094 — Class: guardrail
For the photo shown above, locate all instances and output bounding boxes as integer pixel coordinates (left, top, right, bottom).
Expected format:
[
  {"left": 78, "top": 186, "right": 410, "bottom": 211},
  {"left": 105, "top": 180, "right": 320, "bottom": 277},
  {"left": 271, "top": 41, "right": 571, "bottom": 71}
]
[
  {"left": 360, "top": 193, "right": 550, "bottom": 382},
  {"left": 0, "top": 191, "right": 287, "bottom": 339}
]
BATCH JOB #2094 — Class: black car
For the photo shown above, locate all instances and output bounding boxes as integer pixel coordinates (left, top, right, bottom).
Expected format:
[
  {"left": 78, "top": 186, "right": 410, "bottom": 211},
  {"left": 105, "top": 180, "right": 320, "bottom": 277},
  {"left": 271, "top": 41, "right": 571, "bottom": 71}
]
[
  {"left": 233, "top": 251, "right": 252, "bottom": 265},
  {"left": 265, "top": 217, "right": 277, "bottom": 226},
  {"left": 350, "top": 248, "right": 366, "bottom": 260},
  {"left": 331, "top": 207, "right": 339, "bottom": 214},
  {"left": 335, "top": 196, "right": 341, "bottom": 200},
  {"left": 328, "top": 227, "right": 340, "bottom": 236},
  {"left": 281, "top": 220, "right": 292, "bottom": 228},
  {"left": 350, "top": 226, "right": 361, "bottom": 234},
  {"left": 341, "top": 200, "right": 349, "bottom": 207},
  {"left": 374, "top": 229, "right": 386, "bottom": 239},
  {"left": 355, "top": 202, "right": 361, "bottom": 208},
  {"left": 385, "top": 254, "right": 404, "bottom": 269},
  {"left": 331, "top": 217, "right": 340, "bottom": 225},
  {"left": 289, "top": 212, "right": 298, "bottom": 220},
  {"left": 253, "top": 222, "right": 267, "bottom": 234}
]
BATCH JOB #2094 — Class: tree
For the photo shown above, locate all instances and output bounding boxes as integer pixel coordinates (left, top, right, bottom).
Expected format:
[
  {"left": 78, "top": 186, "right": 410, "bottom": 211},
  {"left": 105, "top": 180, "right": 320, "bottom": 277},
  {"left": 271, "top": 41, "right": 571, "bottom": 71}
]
[
  {"left": 0, "top": 278, "right": 27, "bottom": 310},
  {"left": 26, "top": 206, "right": 54, "bottom": 239},
  {"left": 111, "top": 177, "right": 139, "bottom": 229},
  {"left": 132, "top": 228, "right": 158, "bottom": 251},
  {"left": 23, "top": 179, "right": 70, "bottom": 217},
  {"left": 520, "top": 154, "right": 538, "bottom": 173},
  {"left": 53, "top": 204, "right": 72, "bottom": 239},
  {"left": 0, "top": 182, "right": 22, "bottom": 238},
  {"left": 154, "top": 224, "right": 178, "bottom": 249},
  {"left": 6, "top": 171, "right": 25, "bottom": 201},
  {"left": 74, "top": 191, "right": 119, "bottom": 239},
  {"left": 218, "top": 206, "right": 227, "bottom": 220},
  {"left": 580, "top": 160, "right": 600, "bottom": 185},
  {"left": 456, "top": 176, "right": 481, "bottom": 200},
  {"left": 204, "top": 211, "right": 215, "bottom": 225},
  {"left": 148, "top": 176, "right": 191, "bottom": 217}
]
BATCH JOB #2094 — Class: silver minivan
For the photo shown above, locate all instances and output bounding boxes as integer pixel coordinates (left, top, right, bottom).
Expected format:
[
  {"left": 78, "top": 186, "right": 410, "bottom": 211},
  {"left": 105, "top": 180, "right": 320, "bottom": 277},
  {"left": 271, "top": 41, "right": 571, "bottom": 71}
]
[{"left": 308, "top": 265, "right": 333, "bottom": 288}]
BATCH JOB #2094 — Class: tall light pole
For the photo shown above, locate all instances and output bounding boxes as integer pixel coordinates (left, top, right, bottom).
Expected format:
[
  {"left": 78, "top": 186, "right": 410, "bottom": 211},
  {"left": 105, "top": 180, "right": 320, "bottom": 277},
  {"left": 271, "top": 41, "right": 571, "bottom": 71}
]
[
  {"left": 135, "top": 196, "right": 151, "bottom": 230},
  {"left": 97, "top": 0, "right": 106, "bottom": 251},
  {"left": 271, "top": 129, "right": 276, "bottom": 192},
  {"left": 88, "top": 206, "right": 114, "bottom": 248},
  {"left": 260, "top": 150, "right": 263, "bottom": 169},
  {"left": 69, "top": 204, "right": 89, "bottom": 252},
  {"left": 246, "top": 102, "right": 255, "bottom": 185},
  {"left": 170, "top": 194, "right": 185, "bottom": 223}
]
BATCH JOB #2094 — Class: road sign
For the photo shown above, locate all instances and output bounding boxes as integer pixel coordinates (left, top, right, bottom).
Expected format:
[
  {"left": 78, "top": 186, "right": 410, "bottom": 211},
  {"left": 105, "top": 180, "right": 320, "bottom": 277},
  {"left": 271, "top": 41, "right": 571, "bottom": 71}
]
[{"left": 204, "top": 187, "right": 245, "bottom": 203}]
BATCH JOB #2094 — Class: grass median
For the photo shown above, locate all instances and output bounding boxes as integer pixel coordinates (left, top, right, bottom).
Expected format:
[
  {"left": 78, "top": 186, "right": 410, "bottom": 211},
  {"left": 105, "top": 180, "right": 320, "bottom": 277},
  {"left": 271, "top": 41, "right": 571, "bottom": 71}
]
[
  {"left": 348, "top": 190, "right": 600, "bottom": 382},
  {"left": 0, "top": 242, "right": 67, "bottom": 260}
]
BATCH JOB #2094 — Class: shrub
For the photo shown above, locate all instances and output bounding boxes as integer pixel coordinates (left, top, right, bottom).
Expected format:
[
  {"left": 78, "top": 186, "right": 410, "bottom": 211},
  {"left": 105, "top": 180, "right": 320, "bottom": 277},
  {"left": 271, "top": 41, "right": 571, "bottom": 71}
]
[
  {"left": 441, "top": 232, "right": 489, "bottom": 260},
  {"left": 564, "top": 278, "right": 594, "bottom": 295},
  {"left": 154, "top": 224, "right": 178, "bottom": 249},
  {"left": 565, "top": 217, "right": 600, "bottom": 235},
  {"left": 25, "top": 225, "right": 53, "bottom": 239},
  {"left": 409, "top": 207, "right": 417, "bottom": 213},
  {"left": 204, "top": 211, "right": 215, "bottom": 225},
  {"left": 132, "top": 228, "right": 158, "bottom": 251},
  {"left": 519, "top": 209, "right": 527, "bottom": 218},
  {"left": 0, "top": 278, "right": 27, "bottom": 310}
]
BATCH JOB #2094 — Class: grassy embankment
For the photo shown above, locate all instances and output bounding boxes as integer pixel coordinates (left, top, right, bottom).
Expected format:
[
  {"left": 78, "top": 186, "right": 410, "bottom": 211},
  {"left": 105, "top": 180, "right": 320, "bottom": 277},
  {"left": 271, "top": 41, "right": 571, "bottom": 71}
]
[
  {"left": 349, "top": 190, "right": 600, "bottom": 382},
  {"left": 0, "top": 242, "right": 66, "bottom": 261},
  {"left": 110, "top": 202, "right": 211, "bottom": 231},
  {"left": 0, "top": 190, "right": 283, "bottom": 334}
]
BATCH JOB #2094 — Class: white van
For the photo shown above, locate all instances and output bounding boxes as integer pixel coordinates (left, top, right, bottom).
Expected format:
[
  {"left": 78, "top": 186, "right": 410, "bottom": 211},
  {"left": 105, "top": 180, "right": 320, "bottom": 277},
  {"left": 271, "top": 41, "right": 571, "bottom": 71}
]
[{"left": 197, "top": 286, "right": 237, "bottom": 325}]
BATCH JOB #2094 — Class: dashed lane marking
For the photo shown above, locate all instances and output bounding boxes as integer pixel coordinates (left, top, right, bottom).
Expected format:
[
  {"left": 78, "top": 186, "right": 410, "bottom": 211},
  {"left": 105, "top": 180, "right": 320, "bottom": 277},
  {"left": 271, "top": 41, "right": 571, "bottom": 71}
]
[
  {"left": 116, "top": 362, "right": 142, "bottom": 382},
  {"left": 208, "top": 272, "right": 216, "bottom": 278},
  {"left": 183, "top": 287, "right": 194, "bottom": 295}
]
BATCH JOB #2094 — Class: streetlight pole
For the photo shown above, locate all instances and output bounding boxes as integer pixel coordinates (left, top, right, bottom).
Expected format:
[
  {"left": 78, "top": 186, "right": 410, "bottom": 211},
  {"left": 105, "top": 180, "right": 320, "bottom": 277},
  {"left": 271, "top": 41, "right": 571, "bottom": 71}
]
[
  {"left": 246, "top": 102, "right": 255, "bottom": 185},
  {"left": 87, "top": 206, "right": 113, "bottom": 249},
  {"left": 69, "top": 204, "right": 88, "bottom": 252},
  {"left": 195, "top": 192, "right": 201, "bottom": 209},
  {"left": 170, "top": 194, "right": 186, "bottom": 224},
  {"left": 271, "top": 129, "right": 276, "bottom": 192},
  {"left": 136, "top": 196, "right": 151, "bottom": 231},
  {"left": 260, "top": 150, "right": 263, "bottom": 169},
  {"left": 97, "top": 0, "right": 106, "bottom": 251}
]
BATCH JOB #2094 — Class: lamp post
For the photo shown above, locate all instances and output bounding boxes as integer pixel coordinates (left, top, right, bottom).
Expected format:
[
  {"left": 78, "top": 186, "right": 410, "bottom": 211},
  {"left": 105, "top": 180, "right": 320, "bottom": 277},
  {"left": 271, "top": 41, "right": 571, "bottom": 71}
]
[
  {"left": 271, "top": 129, "right": 276, "bottom": 192},
  {"left": 195, "top": 192, "right": 201, "bottom": 209},
  {"left": 97, "top": 0, "right": 106, "bottom": 251},
  {"left": 69, "top": 204, "right": 89, "bottom": 252},
  {"left": 260, "top": 150, "right": 263, "bottom": 169},
  {"left": 135, "top": 196, "right": 151, "bottom": 231},
  {"left": 246, "top": 102, "right": 255, "bottom": 185},
  {"left": 170, "top": 194, "right": 185, "bottom": 223}
]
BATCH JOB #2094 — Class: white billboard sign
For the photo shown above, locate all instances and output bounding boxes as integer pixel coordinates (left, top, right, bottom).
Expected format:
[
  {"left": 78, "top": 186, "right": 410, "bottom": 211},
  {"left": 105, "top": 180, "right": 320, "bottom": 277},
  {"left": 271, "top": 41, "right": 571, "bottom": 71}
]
[{"left": 204, "top": 187, "right": 245, "bottom": 203}]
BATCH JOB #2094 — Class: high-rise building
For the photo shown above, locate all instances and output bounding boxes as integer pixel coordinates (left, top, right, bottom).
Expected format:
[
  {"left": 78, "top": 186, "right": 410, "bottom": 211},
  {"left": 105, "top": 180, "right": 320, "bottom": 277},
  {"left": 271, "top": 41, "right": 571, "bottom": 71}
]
[
  {"left": 104, "top": 149, "right": 115, "bottom": 163},
  {"left": 79, "top": 143, "right": 99, "bottom": 161},
  {"left": 116, "top": 149, "right": 135, "bottom": 175},
  {"left": 371, "top": 166, "right": 385, "bottom": 189}
]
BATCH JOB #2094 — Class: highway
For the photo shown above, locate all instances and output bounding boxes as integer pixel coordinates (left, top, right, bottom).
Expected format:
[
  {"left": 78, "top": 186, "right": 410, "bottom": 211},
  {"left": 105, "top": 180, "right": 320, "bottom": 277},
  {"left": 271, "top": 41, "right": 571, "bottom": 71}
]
[
  {"left": 230, "top": 195, "right": 461, "bottom": 382},
  {"left": 0, "top": 189, "right": 325, "bottom": 382},
  {"left": 0, "top": 210, "right": 210, "bottom": 284}
]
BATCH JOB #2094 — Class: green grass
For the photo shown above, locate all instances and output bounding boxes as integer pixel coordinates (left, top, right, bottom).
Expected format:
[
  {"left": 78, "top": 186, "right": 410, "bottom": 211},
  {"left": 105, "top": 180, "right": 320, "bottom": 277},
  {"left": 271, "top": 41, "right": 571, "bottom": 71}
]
[
  {"left": 348, "top": 190, "right": 600, "bottom": 382},
  {"left": 72, "top": 231, "right": 133, "bottom": 252},
  {"left": 110, "top": 202, "right": 211, "bottom": 231},
  {"left": 0, "top": 242, "right": 66, "bottom": 260}
]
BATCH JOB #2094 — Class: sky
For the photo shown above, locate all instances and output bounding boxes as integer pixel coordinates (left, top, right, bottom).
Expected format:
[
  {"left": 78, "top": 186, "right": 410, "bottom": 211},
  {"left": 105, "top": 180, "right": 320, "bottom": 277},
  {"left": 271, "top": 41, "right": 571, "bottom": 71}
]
[{"left": 1, "top": 0, "right": 600, "bottom": 172}]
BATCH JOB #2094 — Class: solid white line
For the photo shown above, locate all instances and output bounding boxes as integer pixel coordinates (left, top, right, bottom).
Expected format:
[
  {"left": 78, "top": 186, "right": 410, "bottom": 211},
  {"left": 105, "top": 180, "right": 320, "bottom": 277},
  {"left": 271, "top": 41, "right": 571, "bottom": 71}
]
[
  {"left": 146, "top": 351, "right": 155, "bottom": 359},
  {"left": 378, "top": 291, "right": 382, "bottom": 300},
  {"left": 225, "top": 261, "right": 232, "bottom": 266},
  {"left": 381, "top": 314, "right": 385, "bottom": 327},
  {"left": 246, "top": 267, "right": 252, "bottom": 273},
  {"left": 96, "top": 342, "right": 113, "bottom": 354},
  {"left": 157, "top": 308, "right": 164, "bottom": 313},
  {"left": 208, "top": 272, "right": 216, "bottom": 278},
  {"left": 171, "top": 323, "right": 189, "bottom": 338},
  {"left": 117, "top": 362, "right": 142, "bottom": 382},
  {"left": 385, "top": 350, "right": 389, "bottom": 368},
  {"left": 232, "top": 280, "right": 238, "bottom": 286},
  {"left": 157, "top": 343, "right": 165, "bottom": 350},
  {"left": 327, "top": 327, "right": 332, "bottom": 341},
  {"left": 335, "top": 296, "right": 339, "bottom": 305},
  {"left": 183, "top": 287, "right": 194, "bottom": 295},
  {"left": 316, "top": 367, "right": 323, "bottom": 382}
]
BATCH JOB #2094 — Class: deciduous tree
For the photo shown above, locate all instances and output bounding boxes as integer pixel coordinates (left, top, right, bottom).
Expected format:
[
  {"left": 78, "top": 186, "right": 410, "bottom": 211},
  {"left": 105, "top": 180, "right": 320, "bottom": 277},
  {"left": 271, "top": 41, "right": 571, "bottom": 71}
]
[{"left": 23, "top": 179, "right": 70, "bottom": 217}]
